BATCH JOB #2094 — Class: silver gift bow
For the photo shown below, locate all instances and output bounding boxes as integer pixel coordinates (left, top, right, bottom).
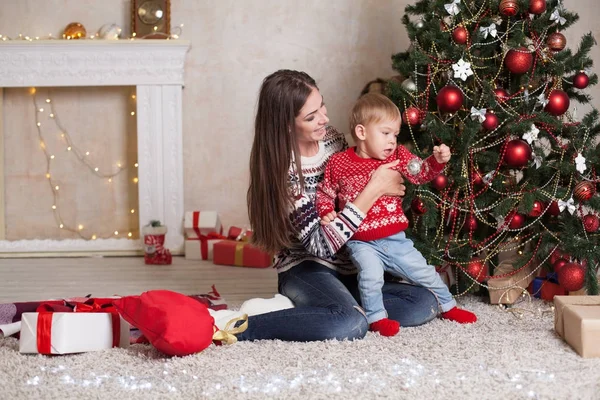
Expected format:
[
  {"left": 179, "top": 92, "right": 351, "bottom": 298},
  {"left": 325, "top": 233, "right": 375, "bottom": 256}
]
[
  {"left": 470, "top": 107, "right": 487, "bottom": 123},
  {"left": 550, "top": 9, "right": 566, "bottom": 25},
  {"left": 479, "top": 23, "right": 497, "bottom": 39},
  {"left": 445, "top": 0, "right": 461, "bottom": 16},
  {"left": 558, "top": 198, "right": 576, "bottom": 214}
]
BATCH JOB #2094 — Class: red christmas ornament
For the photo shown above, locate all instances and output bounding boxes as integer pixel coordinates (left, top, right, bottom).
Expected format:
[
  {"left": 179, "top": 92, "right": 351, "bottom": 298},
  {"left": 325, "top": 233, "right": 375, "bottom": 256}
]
[
  {"left": 574, "top": 181, "right": 596, "bottom": 202},
  {"left": 482, "top": 112, "right": 499, "bottom": 130},
  {"left": 557, "top": 263, "right": 586, "bottom": 292},
  {"left": 499, "top": 0, "right": 519, "bottom": 16},
  {"left": 465, "top": 214, "right": 478, "bottom": 231},
  {"left": 544, "top": 90, "right": 570, "bottom": 116},
  {"left": 550, "top": 249, "right": 568, "bottom": 265},
  {"left": 452, "top": 26, "right": 469, "bottom": 45},
  {"left": 528, "top": 0, "right": 547, "bottom": 14},
  {"left": 471, "top": 170, "right": 484, "bottom": 186},
  {"left": 436, "top": 86, "right": 464, "bottom": 113},
  {"left": 494, "top": 88, "right": 510, "bottom": 102},
  {"left": 505, "top": 211, "right": 525, "bottom": 229},
  {"left": 465, "top": 259, "right": 487, "bottom": 283},
  {"left": 528, "top": 200, "right": 544, "bottom": 217},
  {"left": 573, "top": 71, "right": 590, "bottom": 89},
  {"left": 583, "top": 213, "right": 600, "bottom": 232},
  {"left": 503, "top": 139, "right": 532, "bottom": 168},
  {"left": 553, "top": 258, "right": 569, "bottom": 274},
  {"left": 504, "top": 48, "right": 533, "bottom": 74},
  {"left": 432, "top": 174, "right": 449, "bottom": 190},
  {"left": 548, "top": 200, "right": 560, "bottom": 216},
  {"left": 547, "top": 32, "right": 567, "bottom": 52},
  {"left": 404, "top": 107, "right": 423, "bottom": 126},
  {"left": 411, "top": 197, "right": 427, "bottom": 216}
]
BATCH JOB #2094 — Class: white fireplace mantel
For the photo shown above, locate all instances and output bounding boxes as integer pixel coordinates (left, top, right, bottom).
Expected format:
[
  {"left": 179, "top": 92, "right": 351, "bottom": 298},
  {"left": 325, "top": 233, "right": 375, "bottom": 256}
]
[{"left": 0, "top": 40, "right": 190, "bottom": 255}]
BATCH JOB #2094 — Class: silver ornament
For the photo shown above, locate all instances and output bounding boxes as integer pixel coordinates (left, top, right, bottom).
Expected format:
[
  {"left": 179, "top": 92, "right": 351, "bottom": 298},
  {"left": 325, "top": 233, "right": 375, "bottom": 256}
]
[
  {"left": 407, "top": 158, "right": 423, "bottom": 175},
  {"left": 416, "top": 20, "right": 425, "bottom": 29},
  {"left": 97, "top": 23, "right": 122, "bottom": 40},
  {"left": 401, "top": 78, "right": 417, "bottom": 92}
]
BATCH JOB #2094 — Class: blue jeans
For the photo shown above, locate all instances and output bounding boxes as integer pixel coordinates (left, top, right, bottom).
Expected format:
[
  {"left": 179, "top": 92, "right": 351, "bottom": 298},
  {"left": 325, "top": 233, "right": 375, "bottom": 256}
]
[
  {"left": 346, "top": 231, "right": 456, "bottom": 324},
  {"left": 235, "top": 260, "right": 438, "bottom": 342}
]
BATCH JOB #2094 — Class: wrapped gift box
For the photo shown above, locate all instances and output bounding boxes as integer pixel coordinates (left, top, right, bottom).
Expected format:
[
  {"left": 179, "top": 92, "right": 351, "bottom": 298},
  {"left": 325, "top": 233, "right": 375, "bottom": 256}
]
[
  {"left": 554, "top": 296, "right": 600, "bottom": 358},
  {"left": 488, "top": 260, "right": 536, "bottom": 305},
  {"left": 227, "top": 226, "right": 253, "bottom": 242},
  {"left": 185, "top": 236, "right": 225, "bottom": 260},
  {"left": 184, "top": 211, "right": 222, "bottom": 239},
  {"left": 528, "top": 275, "right": 566, "bottom": 301},
  {"left": 213, "top": 240, "right": 272, "bottom": 268},
  {"left": 20, "top": 312, "right": 130, "bottom": 354}
]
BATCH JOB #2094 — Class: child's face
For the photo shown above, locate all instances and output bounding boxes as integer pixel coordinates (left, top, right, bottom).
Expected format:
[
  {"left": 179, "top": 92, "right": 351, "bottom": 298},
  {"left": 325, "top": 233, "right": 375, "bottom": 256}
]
[{"left": 361, "top": 118, "right": 401, "bottom": 160}]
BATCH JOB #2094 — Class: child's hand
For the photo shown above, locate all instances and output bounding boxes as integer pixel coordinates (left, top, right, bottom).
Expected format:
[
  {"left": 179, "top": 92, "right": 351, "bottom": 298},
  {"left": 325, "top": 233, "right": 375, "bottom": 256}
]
[
  {"left": 320, "top": 211, "right": 337, "bottom": 225},
  {"left": 433, "top": 144, "right": 451, "bottom": 163}
]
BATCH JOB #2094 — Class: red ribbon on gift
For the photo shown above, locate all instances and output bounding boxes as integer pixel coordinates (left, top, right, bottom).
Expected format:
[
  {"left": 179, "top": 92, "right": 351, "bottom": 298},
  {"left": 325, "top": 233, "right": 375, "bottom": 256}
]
[
  {"left": 188, "top": 231, "right": 227, "bottom": 260},
  {"left": 35, "top": 299, "right": 121, "bottom": 354},
  {"left": 192, "top": 212, "right": 223, "bottom": 238}
]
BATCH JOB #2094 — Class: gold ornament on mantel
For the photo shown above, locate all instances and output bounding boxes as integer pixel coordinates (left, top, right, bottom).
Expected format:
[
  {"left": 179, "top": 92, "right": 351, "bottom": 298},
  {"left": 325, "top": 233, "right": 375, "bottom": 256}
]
[{"left": 63, "top": 22, "right": 87, "bottom": 40}]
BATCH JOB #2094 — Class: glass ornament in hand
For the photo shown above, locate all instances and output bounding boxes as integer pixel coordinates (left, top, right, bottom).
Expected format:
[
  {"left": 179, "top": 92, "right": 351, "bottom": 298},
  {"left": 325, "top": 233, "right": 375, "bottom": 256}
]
[{"left": 406, "top": 158, "right": 423, "bottom": 175}]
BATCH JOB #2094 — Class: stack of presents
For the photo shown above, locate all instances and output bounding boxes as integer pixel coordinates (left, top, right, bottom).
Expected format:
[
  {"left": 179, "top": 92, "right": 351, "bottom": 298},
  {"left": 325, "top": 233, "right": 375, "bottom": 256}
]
[{"left": 183, "top": 211, "right": 272, "bottom": 268}]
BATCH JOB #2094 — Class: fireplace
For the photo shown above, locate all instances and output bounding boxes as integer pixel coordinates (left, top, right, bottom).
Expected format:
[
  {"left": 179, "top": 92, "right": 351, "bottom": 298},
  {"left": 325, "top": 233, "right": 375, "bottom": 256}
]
[{"left": 0, "top": 40, "right": 190, "bottom": 255}]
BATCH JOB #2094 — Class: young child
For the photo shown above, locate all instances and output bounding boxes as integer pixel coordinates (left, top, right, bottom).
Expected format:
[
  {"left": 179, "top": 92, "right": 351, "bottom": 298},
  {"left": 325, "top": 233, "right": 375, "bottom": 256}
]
[{"left": 316, "top": 93, "right": 476, "bottom": 336}]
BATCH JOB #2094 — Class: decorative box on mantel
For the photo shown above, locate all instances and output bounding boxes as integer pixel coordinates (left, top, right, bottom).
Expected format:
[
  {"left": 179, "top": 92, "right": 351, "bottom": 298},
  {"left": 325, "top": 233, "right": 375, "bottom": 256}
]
[{"left": 0, "top": 40, "right": 190, "bottom": 256}]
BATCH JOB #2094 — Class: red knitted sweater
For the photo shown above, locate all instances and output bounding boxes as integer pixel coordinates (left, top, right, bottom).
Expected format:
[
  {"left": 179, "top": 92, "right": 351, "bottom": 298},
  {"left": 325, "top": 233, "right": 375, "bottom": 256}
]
[{"left": 316, "top": 146, "right": 445, "bottom": 241}]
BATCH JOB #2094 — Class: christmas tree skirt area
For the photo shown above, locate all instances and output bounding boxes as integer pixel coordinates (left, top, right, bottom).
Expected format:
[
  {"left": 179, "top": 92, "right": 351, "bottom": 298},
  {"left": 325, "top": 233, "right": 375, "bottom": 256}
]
[{"left": 2, "top": 296, "right": 599, "bottom": 400}]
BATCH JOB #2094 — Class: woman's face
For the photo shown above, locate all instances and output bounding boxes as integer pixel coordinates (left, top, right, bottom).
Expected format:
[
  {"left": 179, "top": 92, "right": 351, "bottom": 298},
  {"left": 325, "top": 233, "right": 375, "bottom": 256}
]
[{"left": 294, "top": 87, "right": 329, "bottom": 146}]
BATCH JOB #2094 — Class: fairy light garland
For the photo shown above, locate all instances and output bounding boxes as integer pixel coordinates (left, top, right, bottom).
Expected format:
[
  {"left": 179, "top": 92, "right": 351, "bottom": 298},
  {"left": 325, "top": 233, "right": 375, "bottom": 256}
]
[
  {"left": 0, "top": 24, "right": 184, "bottom": 41},
  {"left": 30, "top": 88, "right": 139, "bottom": 240}
]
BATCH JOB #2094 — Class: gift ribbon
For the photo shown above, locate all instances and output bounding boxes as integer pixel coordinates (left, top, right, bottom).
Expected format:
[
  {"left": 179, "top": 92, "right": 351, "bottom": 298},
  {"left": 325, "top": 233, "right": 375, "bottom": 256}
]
[
  {"left": 212, "top": 314, "right": 249, "bottom": 345},
  {"left": 35, "top": 300, "right": 121, "bottom": 354},
  {"left": 188, "top": 231, "right": 227, "bottom": 260},
  {"left": 234, "top": 242, "right": 245, "bottom": 266},
  {"left": 192, "top": 211, "right": 223, "bottom": 239}
]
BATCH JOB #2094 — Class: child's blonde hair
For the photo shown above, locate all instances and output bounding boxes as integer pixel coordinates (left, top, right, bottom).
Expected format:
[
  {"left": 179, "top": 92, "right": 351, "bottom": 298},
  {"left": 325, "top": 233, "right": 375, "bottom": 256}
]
[{"left": 349, "top": 93, "right": 402, "bottom": 139}]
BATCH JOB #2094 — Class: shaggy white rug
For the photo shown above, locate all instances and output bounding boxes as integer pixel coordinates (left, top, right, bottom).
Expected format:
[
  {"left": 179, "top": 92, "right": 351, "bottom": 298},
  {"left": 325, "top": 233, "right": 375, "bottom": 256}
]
[{"left": 1, "top": 296, "right": 599, "bottom": 400}]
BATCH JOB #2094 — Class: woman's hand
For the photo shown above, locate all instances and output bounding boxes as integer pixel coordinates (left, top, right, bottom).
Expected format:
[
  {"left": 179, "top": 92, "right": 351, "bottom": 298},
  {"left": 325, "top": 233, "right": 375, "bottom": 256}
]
[{"left": 369, "top": 160, "right": 406, "bottom": 197}]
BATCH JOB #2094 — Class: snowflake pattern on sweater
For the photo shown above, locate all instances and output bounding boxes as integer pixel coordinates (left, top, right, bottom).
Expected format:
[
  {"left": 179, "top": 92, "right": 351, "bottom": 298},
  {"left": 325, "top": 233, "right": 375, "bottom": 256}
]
[
  {"left": 317, "top": 146, "right": 445, "bottom": 242},
  {"left": 272, "top": 126, "right": 365, "bottom": 274}
]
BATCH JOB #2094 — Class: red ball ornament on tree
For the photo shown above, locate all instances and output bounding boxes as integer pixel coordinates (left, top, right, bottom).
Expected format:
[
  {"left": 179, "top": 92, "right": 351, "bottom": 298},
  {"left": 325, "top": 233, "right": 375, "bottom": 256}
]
[
  {"left": 431, "top": 174, "right": 449, "bottom": 191},
  {"left": 403, "top": 107, "right": 423, "bottom": 126},
  {"left": 499, "top": 0, "right": 519, "bottom": 16},
  {"left": 436, "top": 86, "right": 464, "bottom": 113},
  {"left": 465, "top": 214, "right": 478, "bottom": 231},
  {"left": 574, "top": 181, "right": 596, "bottom": 202},
  {"left": 505, "top": 48, "right": 533, "bottom": 74},
  {"left": 544, "top": 90, "right": 570, "bottom": 116},
  {"left": 550, "top": 249, "right": 568, "bottom": 265},
  {"left": 553, "top": 258, "right": 569, "bottom": 274},
  {"left": 411, "top": 197, "right": 427, "bottom": 216},
  {"left": 528, "top": 200, "right": 544, "bottom": 217},
  {"left": 547, "top": 32, "right": 567, "bottom": 52},
  {"left": 503, "top": 139, "right": 532, "bottom": 168},
  {"left": 573, "top": 71, "right": 590, "bottom": 89},
  {"left": 528, "top": 0, "right": 547, "bottom": 14},
  {"left": 505, "top": 211, "right": 525, "bottom": 229},
  {"left": 583, "top": 213, "right": 600, "bottom": 232},
  {"left": 494, "top": 88, "right": 510, "bottom": 102},
  {"left": 471, "top": 169, "right": 484, "bottom": 187},
  {"left": 557, "top": 263, "right": 586, "bottom": 292},
  {"left": 465, "top": 259, "right": 487, "bottom": 283},
  {"left": 548, "top": 200, "right": 560, "bottom": 216},
  {"left": 452, "top": 26, "right": 469, "bottom": 45},
  {"left": 482, "top": 112, "right": 499, "bottom": 130}
]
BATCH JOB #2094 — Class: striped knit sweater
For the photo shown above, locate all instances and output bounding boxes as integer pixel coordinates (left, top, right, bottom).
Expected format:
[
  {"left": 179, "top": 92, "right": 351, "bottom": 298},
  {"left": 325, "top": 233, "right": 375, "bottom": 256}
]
[
  {"left": 272, "top": 126, "right": 365, "bottom": 274},
  {"left": 316, "top": 146, "right": 445, "bottom": 241}
]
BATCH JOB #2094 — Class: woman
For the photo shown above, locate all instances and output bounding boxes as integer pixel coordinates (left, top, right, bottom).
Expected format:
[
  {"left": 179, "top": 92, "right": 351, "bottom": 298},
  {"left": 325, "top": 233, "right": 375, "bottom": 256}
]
[{"left": 239, "top": 69, "right": 437, "bottom": 341}]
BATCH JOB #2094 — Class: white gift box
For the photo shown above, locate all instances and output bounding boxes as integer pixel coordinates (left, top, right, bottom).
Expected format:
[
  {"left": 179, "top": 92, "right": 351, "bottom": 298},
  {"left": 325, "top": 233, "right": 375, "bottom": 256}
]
[
  {"left": 184, "top": 238, "right": 224, "bottom": 260},
  {"left": 19, "top": 312, "right": 130, "bottom": 354},
  {"left": 184, "top": 211, "right": 222, "bottom": 239}
]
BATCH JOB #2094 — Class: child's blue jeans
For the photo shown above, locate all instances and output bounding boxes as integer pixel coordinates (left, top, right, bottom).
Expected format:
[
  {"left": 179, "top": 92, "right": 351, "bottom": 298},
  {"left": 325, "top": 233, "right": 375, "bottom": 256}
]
[{"left": 346, "top": 231, "right": 456, "bottom": 323}]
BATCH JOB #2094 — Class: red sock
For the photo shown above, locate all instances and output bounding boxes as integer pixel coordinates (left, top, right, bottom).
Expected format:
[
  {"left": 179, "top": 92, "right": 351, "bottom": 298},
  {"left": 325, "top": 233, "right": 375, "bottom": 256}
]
[
  {"left": 441, "top": 307, "right": 477, "bottom": 324},
  {"left": 369, "top": 318, "right": 400, "bottom": 336}
]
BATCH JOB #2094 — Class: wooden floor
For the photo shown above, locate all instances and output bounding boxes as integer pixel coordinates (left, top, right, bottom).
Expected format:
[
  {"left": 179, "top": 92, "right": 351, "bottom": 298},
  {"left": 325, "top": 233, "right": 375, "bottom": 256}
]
[{"left": 0, "top": 256, "right": 278, "bottom": 304}]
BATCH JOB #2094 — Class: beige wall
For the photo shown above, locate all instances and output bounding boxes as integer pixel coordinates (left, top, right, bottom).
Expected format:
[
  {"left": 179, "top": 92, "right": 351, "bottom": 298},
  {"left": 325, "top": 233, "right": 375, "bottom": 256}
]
[{"left": 1, "top": 0, "right": 599, "bottom": 241}]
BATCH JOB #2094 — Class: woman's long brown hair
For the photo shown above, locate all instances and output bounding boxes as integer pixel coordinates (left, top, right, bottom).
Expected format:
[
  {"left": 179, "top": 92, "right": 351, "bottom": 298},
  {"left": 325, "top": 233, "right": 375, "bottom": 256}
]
[{"left": 247, "top": 70, "right": 317, "bottom": 253}]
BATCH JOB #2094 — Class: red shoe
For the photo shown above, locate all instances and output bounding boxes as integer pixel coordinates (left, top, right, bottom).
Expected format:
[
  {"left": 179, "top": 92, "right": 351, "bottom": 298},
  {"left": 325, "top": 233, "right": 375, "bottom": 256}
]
[{"left": 369, "top": 318, "right": 400, "bottom": 336}]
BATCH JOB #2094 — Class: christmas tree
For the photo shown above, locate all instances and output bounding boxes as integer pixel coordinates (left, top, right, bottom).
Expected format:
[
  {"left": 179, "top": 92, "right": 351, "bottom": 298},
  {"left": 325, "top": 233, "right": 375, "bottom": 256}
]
[{"left": 388, "top": 0, "right": 600, "bottom": 295}]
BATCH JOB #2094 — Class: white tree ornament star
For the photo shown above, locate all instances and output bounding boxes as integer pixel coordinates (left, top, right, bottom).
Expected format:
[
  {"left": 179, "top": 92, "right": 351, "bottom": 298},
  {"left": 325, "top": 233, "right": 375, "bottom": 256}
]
[
  {"left": 452, "top": 58, "right": 473, "bottom": 81},
  {"left": 479, "top": 23, "right": 497, "bottom": 39},
  {"left": 522, "top": 124, "right": 540, "bottom": 144},
  {"left": 445, "top": 0, "right": 461, "bottom": 16},
  {"left": 575, "top": 153, "right": 587, "bottom": 174},
  {"left": 470, "top": 107, "right": 486, "bottom": 122}
]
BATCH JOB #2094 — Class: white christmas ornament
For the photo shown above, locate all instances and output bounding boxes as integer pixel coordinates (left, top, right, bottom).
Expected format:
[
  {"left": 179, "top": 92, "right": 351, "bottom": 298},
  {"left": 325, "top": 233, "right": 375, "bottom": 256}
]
[
  {"left": 537, "top": 93, "right": 549, "bottom": 108},
  {"left": 452, "top": 58, "right": 473, "bottom": 81},
  {"left": 550, "top": 9, "right": 566, "bottom": 25},
  {"left": 96, "top": 23, "right": 122, "bottom": 40},
  {"left": 532, "top": 151, "right": 543, "bottom": 169},
  {"left": 407, "top": 158, "right": 423, "bottom": 175},
  {"left": 522, "top": 124, "right": 540, "bottom": 144},
  {"left": 479, "top": 23, "right": 497, "bottom": 39},
  {"left": 445, "top": 0, "right": 461, "bottom": 16},
  {"left": 470, "top": 107, "right": 487, "bottom": 123},
  {"left": 558, "top": 197, "right": 576, "bottom": 214},
  {"left": 401, "top": 78, "right": 417, "bottom": 92},
  {"left": 575, "top": 153, "right": 587, "bottom": 174}
]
